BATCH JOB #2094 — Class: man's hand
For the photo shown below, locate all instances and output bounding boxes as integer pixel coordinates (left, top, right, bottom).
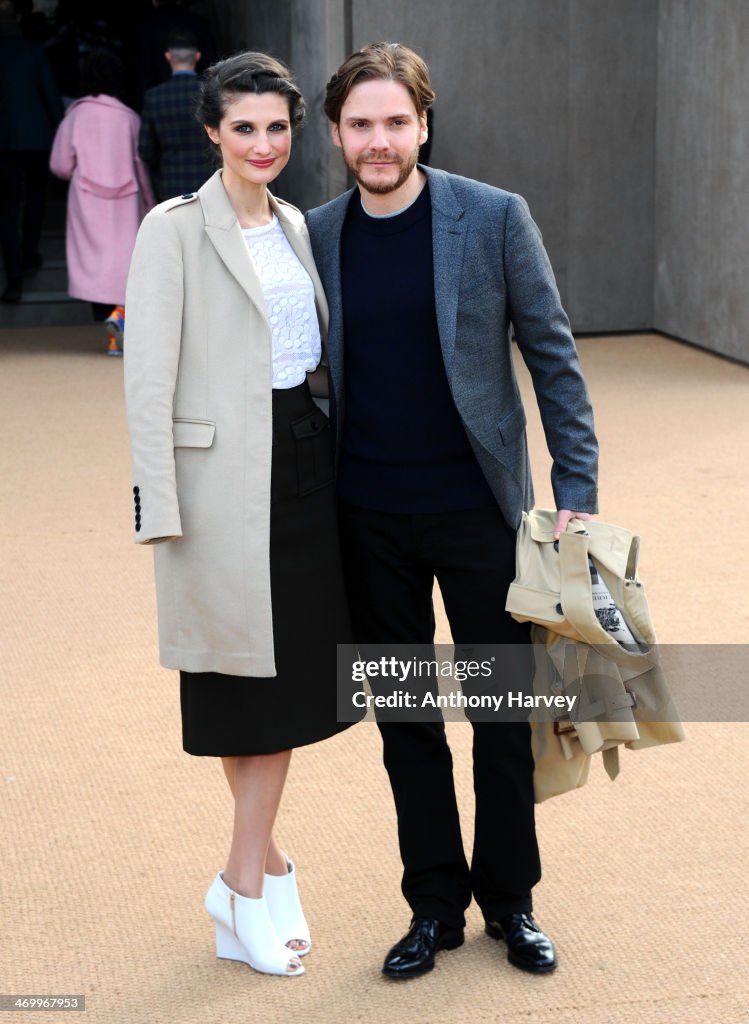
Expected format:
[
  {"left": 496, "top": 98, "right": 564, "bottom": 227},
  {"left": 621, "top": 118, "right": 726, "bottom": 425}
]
[{"left": 553, "top": 509, "right": 595, "bottom": 540}]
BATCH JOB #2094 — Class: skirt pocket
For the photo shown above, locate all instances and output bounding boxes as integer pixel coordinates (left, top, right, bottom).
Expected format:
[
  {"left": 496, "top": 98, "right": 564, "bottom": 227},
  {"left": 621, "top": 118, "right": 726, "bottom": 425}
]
[{"left": 290, "top": 409, "right": 334, "bottom": 496}]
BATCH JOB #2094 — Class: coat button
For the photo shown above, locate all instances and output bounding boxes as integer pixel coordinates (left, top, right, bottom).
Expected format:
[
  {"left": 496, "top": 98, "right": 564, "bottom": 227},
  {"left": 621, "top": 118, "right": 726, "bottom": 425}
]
[
  {"left": 181, "top": 193, "right": 193, "bottom": 199},
  {"left": 555, "top": 603, "right": 563, "bottom": 615},
  {"left": 310, "top": 420, "right": 320, "bottom": 431},
  {"left": 135, "top": 522, "right": 141, "bottom": 532},
  {"left": 133, "top": 486, "right": 140, "bottom": 495}
]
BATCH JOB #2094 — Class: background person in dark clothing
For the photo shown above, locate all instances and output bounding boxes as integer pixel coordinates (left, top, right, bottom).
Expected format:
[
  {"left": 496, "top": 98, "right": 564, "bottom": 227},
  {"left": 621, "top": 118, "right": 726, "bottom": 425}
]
[
  {"left": 138, "top": 30, "right": 213, "bottom": 201},
  {"left": 135, "top": 0, "right": 216, "bottom": 105},
  {"left": 0, "top": 0, "right": 63, "bottom": 303}
]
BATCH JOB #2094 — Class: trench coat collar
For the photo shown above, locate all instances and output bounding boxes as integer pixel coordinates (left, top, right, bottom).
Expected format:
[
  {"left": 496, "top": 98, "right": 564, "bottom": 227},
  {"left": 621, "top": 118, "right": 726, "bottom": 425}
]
[{"left": 198, "top": 170, "right": 328, "bottom": 333}]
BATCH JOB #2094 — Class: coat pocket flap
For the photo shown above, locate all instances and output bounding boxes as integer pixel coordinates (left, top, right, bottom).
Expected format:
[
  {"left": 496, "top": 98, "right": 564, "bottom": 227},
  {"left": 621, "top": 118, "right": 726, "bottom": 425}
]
[
  {"left": 527, "top": 508, "right": 588, "bottom": 543},
  {"left": 497, "top": 403, "right": 527, "bottom": 445},
  {"left": 527, "top": 508, "right": 558, "bottom": 542},
  {"left": 506, "top": 582, "right": 564, "bottom": 623},
  {"left": 173, "top": 418, "right": 216, "bottom": 448}
]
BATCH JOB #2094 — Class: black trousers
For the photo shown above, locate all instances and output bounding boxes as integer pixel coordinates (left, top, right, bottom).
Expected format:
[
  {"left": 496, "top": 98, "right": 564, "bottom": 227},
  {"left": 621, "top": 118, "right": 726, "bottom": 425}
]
[
  {"left": 0, "top": 150, "right": 49, "bottom": 286},
  {"left": 339, "top": 502, "right": 541, "bottom": 929}
]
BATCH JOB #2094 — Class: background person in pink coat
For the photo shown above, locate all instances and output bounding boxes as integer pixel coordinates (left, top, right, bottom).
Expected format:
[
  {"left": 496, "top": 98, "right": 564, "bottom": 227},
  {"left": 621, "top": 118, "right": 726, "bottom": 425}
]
[{"left": 50, "top": 49, "right": 154, "bottom": 355}]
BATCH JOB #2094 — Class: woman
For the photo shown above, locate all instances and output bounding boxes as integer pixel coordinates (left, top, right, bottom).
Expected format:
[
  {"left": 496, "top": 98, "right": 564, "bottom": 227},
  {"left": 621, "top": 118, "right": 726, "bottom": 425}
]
[
  {"left": 124, "top": 52, "right": 358, "bottom": 978},
  {"left": 50, "top": 49, "right": 154, "bottom": 353}
]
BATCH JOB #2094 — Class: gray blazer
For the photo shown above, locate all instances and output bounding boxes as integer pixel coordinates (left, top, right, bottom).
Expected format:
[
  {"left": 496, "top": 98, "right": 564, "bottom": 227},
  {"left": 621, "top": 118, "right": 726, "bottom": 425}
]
[{"left": 306, "top": 165, "right": 599, "bottom": 529}]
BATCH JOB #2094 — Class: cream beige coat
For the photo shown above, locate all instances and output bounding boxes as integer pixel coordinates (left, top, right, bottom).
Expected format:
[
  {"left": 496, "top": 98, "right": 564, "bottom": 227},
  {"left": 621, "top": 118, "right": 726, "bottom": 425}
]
[
  {"left": 124, "top": 170, "right": 329, "bottom": 676},
  {"left": 505, "top": 509, "right": 685, "bottom": 801}
]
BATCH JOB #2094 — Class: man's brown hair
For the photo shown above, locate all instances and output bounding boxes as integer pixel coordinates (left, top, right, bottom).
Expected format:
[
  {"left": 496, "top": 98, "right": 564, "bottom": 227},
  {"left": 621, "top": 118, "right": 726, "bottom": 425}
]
[{"left": 324, "top": 41, "right": 435, "bottom": 124}]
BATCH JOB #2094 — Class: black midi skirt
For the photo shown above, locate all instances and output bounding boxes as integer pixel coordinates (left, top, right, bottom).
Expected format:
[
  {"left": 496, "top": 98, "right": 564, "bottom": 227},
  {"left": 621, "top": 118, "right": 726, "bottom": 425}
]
[{"left": 180, "top": 382, "right": 358, "bottom": 756}]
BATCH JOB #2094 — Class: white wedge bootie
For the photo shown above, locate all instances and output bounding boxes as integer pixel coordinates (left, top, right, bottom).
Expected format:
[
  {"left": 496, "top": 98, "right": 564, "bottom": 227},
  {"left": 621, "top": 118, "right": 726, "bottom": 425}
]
[
  {"left": 264, "top": 856, "right": 312, "bottom": 956},
  {"left": 205, "top": 872, "right": 304, "bottom": 977}
]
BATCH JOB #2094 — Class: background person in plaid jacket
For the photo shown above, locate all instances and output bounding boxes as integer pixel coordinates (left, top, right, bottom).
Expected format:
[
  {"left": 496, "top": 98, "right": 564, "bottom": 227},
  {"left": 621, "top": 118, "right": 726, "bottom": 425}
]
[{"left": 138, "top": 30, "right": 213, "bottom": 202}]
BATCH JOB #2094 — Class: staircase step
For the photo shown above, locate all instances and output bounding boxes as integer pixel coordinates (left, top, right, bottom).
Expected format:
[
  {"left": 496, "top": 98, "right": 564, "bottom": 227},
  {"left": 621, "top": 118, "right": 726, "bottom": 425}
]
[
  {"left": 0, "top": 296, "right": 93, "bottom": 328},
  {"left": 35, "top": 257, "right": 66, "bottom": 269},
  {"left": 18, "top": 289, "right": 78, "bottom": 304},
  {"left": 38, "top": 235, "right": 66, "bottom": 262},
  {"left": 23, "top": 264, "right": 68, "bottom": 292},
  {"left": 0, "top": 183, "right": 110, "bottom": 328},
  {"left": 43, "top": 198, "right": 68, "bottom": 233}
]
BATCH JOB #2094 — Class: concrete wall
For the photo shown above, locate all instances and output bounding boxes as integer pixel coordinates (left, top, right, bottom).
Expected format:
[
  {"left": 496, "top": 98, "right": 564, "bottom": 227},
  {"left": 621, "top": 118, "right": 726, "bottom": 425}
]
[
  {"left": 204, "top": 0, "right": 749, "bottom": 362},
  {"left": 568, "top": 0, "right": 657, "bottom": 332},
  {"left": 204, "top": 0, "right": 348, "bottom": 211},
  {"left": 204, "top": 0, "right": 656, "bottom": 332},
  {"left": 349, "top": 0, "right": 657, "bottom": 331},
  {"left": 654, "top": 0, "right": 749, "bottom": 362}
]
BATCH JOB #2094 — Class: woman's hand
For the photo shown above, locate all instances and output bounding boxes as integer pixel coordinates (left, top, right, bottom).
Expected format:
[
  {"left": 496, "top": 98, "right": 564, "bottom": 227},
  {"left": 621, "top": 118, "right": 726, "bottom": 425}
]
[{"left": 306, "top": 367, "right": 329, "bottom": 398}]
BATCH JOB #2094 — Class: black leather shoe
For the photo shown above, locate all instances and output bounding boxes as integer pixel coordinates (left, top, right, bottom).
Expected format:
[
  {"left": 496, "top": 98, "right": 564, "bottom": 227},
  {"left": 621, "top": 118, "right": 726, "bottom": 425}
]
[
  {"left": 382, "top": 917, "right": 465, "bottom": 979},
  {"left": 485, "top": 913, "right": 557, "bottom": 973}
]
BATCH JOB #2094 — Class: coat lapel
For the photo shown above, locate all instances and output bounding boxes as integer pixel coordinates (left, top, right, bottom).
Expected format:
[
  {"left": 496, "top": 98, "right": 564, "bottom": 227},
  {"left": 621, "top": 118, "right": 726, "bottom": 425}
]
[
  {"left": 198, "top": 171, "right": 269, "bottom": 322},
  {"left": 423, "top": 167, "right": 467, "bottom": 376},
  {"left": 270, "top": 193, "right": 329, "bottom": 336}
]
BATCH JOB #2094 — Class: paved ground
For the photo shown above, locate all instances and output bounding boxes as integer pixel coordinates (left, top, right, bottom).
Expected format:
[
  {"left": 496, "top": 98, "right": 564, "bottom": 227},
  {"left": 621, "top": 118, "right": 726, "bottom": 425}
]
[{"left": 1, "top": 327, "right": 747, "bottom": 1024}]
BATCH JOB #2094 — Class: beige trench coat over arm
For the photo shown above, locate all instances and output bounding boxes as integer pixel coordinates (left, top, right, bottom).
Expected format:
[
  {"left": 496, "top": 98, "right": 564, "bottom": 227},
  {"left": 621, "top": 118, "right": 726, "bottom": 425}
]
[{"left": 123, "top": 170, "right": 330, "bottom": 677}]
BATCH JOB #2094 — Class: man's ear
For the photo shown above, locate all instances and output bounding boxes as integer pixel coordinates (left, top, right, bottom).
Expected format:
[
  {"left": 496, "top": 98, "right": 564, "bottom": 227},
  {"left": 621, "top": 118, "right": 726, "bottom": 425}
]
[
  {"left": 330, "top": 122, "right": 342, "bottom": 149},
  {"left": 164, "top": 50, "right": 171, "bottom": 64},
  {"left": 418, "top": 113, "right": 428, "bottom": 146},
  {"left": 194, "top": 50, "right": 202, "bottom": 63}
]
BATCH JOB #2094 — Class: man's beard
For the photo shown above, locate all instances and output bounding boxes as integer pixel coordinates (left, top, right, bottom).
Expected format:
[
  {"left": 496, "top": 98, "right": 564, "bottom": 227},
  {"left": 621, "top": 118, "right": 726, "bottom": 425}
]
[{"left": 344, "top": 142, "right": 420, "bottom": 195}]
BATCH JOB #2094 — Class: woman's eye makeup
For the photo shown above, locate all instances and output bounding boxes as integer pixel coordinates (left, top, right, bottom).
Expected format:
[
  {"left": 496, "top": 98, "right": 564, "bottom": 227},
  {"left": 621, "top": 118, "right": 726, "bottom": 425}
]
[{"left": 229, "top": 122, "right": 289, "bottom": 134}]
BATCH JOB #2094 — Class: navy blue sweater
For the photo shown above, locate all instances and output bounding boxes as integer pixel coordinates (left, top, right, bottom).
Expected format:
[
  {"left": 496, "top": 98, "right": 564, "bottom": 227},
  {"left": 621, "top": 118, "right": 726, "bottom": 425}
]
[{"left": 338, "top": 185, "right": 495, "bottom": 512}]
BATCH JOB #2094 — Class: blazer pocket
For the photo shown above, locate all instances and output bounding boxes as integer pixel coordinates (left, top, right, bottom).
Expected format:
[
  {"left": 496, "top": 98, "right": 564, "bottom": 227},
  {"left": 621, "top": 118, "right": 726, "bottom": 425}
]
[
  {"left": 173, "top": 418, "right": 216, "bottom": 448},
  {"left": 497, "top": 404, "right": 527, "bottom": 446}
]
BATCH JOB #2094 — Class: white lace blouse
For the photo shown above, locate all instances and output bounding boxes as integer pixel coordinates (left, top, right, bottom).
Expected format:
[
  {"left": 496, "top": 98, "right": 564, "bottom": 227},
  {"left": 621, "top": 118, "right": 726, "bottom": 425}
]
[{"left": 241, "top": 215, "right": 322, "bottom": 389}]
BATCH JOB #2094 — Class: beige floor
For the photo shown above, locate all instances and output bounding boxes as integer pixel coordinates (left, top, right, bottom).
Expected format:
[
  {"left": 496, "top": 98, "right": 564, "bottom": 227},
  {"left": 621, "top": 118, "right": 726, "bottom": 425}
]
[{"left": 1, "top": 328, "right": 747, "bottom": 1024}]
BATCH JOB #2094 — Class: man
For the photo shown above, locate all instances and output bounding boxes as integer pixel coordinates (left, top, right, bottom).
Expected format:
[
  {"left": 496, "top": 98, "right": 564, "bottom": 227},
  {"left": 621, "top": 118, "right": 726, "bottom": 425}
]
[
  {"left": 307, "top": 42, "right": 598, "bottom": 979},
  {"left": 135, "top": 0, "right": 216, "bottom": 103},
  {"left": 138, "top": 30, "right": 213, "bottom": 202}
]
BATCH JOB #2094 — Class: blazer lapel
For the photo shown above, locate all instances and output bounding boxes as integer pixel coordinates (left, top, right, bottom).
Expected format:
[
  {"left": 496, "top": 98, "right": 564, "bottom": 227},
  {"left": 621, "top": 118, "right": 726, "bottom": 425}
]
[
  {"left": 198, "top": 171, "right": 269, "bottom": 322},
  {"left": 424, "top": 167, "right": 467, "bottom": 376},
  {"left": 307, "top": 190, "right": 352, "bottom": 403}
]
